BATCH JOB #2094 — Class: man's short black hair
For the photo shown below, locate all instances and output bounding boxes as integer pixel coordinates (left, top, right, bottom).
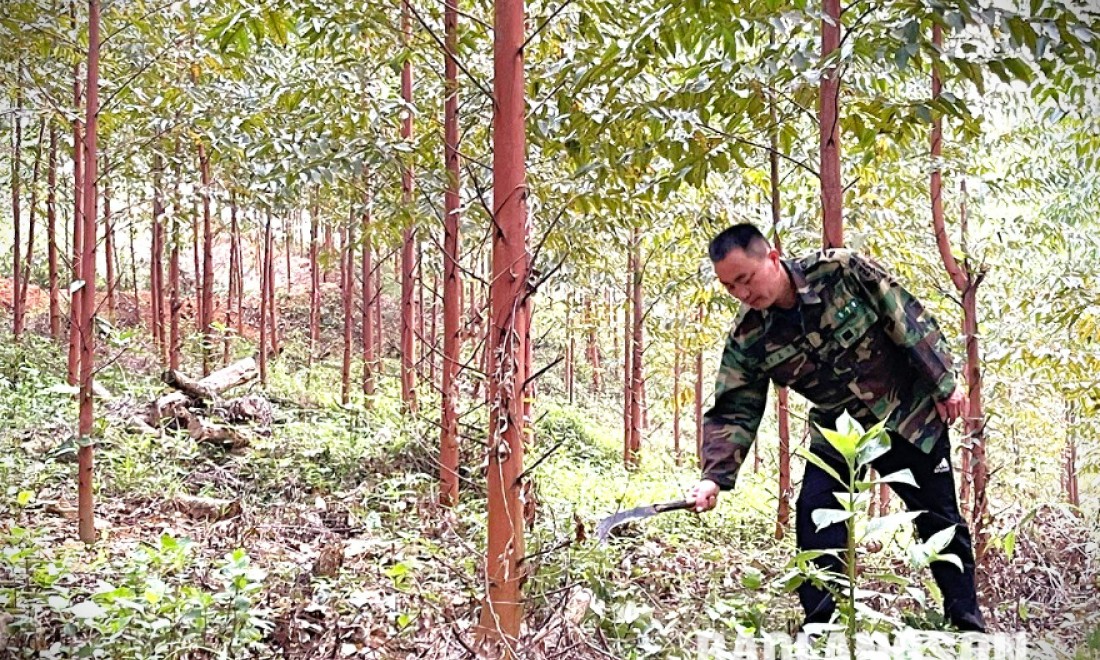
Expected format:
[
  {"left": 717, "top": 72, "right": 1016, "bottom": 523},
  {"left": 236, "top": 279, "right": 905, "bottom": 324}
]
[{"left": 708, "top": 223, "right": 770, "bottom": 262}]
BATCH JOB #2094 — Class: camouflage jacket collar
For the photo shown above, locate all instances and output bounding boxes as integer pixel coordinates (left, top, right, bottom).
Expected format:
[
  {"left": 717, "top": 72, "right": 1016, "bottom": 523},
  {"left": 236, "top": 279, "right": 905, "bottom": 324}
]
[{"left": 783, "top": 256, "right": 822, "bottom": 306}]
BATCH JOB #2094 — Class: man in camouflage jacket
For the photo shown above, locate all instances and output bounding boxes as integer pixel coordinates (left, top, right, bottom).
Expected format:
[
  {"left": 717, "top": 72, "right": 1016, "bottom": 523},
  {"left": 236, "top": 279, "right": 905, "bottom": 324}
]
[{"left": 688, "top": 223, "right": 985, "bottom": 632}]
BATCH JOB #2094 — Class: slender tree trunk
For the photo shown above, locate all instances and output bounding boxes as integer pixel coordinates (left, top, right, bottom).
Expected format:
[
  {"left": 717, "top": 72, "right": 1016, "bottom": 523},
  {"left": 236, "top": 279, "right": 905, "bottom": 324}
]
[
  {"left": 820, "top": 0, "right": 843, "bottom": 249},
  {"left": 67, "top": 23, "right": 84, "bottom": 385},
  {"left": 478, "top": 0, "right": 529, "bottom": 642},
  {"left": 374, "top": 251, "right": 383, "bottom": 368},
  {"left": 341, "top": 210, "right": 356, "bottom": 404},
  {"left": 362, "top": 186, "right": 376, "bottom": 397},
  {"left": 267, "top": 211, "right": 279, "bottom": 359},
  {"left": 47, "top": 123, "right": 60, "bottom": 340},
  {"left": 770, "top": 84, "right": 791, "bottom": 537},
  {"left": 77, "top": 0, "right": 101, "bottom": 544},
  {"left": 439, "top": 0, "right": 462, "bottom": 500},
  {"left": 259, "top": 212, "right": 271, "bottom": 386},
  {"left": 18, "top": 118, "right": 46, "bottom": 335},
  {"left": 103, "top": 156, "right": 116, "bottom": 323},
  {"left": 417, "top": 245, "right": 426, "bottom": 378},
  {"left": 151, "top": 154, "right": 165, "bottom": 357},
  {"left": 399, "top": 0, "right": 418, "bottom": 413},
  {"left": 308, "top": 197, "right": 320, "bottom": 376},
  {"left": 11, "top": 86, "right": 23, "bottom": 339},
  {"left": 695, "top": 304, "right": 704, "bottom": 463},
  {"left": 199, "top": 142, "right": 214, "bottom": 376},
  {"left": 224, "top": 193, "right": 239, "bottom": 365},
  {"left": 169, "top": 139, "right": 182, "bottom": 371},
  {"left": 629, "top": 227, "right": 644, "bottom": 463},
  {"left": 191, "top": 195, "right": 201, "bottom": 333}
]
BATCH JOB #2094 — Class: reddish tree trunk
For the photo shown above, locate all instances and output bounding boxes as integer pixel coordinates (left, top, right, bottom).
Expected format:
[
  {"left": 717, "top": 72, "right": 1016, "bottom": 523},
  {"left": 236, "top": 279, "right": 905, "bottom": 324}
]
[
  {"left": 47, "top": 123, "right": 60, "bottom": 340},
  {"left": 439, "top": 0, "right": 462, "bottom": 501},
  {"left": 77, "top": 0, "right": 101, "bottom": 544},
  {"left": 11, "top": 87, "right": 23, "bottom": 339},
  {"left": 67, "top": 27, "right": 84, "bottom": 385},
  {"left": 565, "top": 294, "right": 574, "bottom": 404},
  {"left": 199, "top": 142, "right": 214, "bottom": 376},
  {"left": 191, "top": 197, "right": 201, "bottom": 333},
  {"left": 417, "top": 246, "right": 426, "bottom": 378},
  {"left": 770, "top": 89, "right": 791, "bottom": 537},
  {"left": 259, "top": 212, "right": 271, "bottom": 386},
  {"left": 169, "top": 141, "right": 182, "bottom": 371},
  {"left": 820, "top": 0, "right": 843, "bottom": 249},
  {"left": 439, "top": 0, "right": 462, "bottom": 500},
  {"left": 478, "top": 0, "right": 529, "bottom": 641}
]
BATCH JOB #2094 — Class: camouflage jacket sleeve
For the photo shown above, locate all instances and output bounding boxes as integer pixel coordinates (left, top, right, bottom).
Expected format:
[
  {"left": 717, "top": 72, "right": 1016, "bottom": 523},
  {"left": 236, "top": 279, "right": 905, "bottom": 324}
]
[
  {"left": 845, "top": 254, "right": 957, "bottom": 400},
  {"left": 701, "top": 331, "right": 768, "bottom": 490}
]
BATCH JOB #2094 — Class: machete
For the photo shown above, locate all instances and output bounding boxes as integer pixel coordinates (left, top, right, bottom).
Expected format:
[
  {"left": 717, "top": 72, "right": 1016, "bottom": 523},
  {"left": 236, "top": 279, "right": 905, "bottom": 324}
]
[{"left": 596, "top": 499, "right": 696, "bottom": 543}]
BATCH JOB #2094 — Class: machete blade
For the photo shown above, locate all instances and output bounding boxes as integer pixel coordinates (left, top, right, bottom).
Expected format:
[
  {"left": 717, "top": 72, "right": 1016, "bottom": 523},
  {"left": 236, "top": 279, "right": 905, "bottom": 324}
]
[
  {"left": 596, "top": 504, "right": 659, "bottom": 543},
  {"left": 595, "top": 499, "right": 695, "bottom": 543}
]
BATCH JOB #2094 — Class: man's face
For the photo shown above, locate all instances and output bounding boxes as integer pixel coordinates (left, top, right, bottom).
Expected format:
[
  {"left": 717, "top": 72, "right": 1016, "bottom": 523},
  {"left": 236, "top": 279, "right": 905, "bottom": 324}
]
[{"left": 713, "top": 247, "right": 786, "bottom": 310}]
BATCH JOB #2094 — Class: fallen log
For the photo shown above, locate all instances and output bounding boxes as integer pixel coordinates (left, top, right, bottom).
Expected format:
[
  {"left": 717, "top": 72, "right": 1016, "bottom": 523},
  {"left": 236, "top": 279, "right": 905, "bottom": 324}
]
[{"left": 147, "top": 357, "right": 257, "bottom": 425}]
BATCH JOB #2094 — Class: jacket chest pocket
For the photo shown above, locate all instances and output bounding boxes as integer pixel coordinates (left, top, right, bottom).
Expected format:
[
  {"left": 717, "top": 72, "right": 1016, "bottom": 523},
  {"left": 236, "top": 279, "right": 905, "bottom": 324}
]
[
  {"left": 829, "top": 298, "right": 879, "bottom": 367},
  {"left": 762, "top": 344, "right": 816, "bottom": 387}
]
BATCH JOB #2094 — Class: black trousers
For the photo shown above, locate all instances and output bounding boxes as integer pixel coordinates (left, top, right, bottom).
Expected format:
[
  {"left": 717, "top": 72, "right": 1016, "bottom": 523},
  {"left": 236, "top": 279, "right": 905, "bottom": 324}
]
[{"left": 795, "top": 429, "right": 986, "bottom": 631}]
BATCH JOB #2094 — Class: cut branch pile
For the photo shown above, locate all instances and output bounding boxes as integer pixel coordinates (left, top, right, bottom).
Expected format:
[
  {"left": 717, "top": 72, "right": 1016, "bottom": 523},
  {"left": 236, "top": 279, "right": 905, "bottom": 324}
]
[{"left": 133, "top": 356, "right": 271, "bottom": 451}]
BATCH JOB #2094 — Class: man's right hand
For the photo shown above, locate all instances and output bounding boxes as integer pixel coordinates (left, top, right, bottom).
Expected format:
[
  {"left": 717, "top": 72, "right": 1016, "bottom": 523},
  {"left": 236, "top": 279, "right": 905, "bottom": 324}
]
[{"left": 688, "top": 479, "right": 721, "bottom": 513}]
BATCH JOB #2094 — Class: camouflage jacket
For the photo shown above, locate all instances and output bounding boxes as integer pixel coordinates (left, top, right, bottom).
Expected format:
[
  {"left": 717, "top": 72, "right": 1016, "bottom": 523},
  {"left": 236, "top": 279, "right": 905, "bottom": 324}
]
[{"left": 701, "top": 249, "right": 957, "bottom": 491}]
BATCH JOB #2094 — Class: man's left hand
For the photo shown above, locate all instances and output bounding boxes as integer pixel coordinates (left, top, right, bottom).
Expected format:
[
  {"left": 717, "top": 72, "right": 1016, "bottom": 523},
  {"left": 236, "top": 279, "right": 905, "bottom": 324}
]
[{"left": 935, "top": 384, "right": 969, "bottom": 424}]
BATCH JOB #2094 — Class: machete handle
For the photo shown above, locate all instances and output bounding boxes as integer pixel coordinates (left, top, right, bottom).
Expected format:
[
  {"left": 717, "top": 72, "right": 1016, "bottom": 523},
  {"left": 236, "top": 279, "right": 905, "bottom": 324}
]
[{"left": 653, "top": 499, "right": 696, "bottom": 514}]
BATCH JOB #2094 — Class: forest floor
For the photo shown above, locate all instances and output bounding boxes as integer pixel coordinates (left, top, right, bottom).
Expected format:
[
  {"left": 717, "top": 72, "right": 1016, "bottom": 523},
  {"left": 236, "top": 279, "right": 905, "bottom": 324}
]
[{"left": 1, "top": 285, "right": 1099, "bottom": 659}]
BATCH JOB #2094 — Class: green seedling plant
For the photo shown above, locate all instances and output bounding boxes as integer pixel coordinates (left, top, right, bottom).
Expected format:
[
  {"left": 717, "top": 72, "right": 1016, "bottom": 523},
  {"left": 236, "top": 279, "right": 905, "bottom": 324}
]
[{"left": 786, "top": 411, "right": 961, "bottom": 660}]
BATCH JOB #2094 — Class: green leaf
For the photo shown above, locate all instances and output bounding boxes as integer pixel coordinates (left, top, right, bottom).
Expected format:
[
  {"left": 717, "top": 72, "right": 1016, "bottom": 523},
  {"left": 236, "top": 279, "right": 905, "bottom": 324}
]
[
  {"left": 855, "top": 424, "right": 891, "bottom": 467},
  {"left": 1004, "top": 530, "right": 1017, "bottom": 560},
  {"left": 740, "top": 567, "right": 763, "bottom": 590},
  {"left": 871, "top": 468, "right": 918, "bottom": 489},
  {"left": 926, "top": 525, "right": 957, "bottom": 553},
  {"left": 930, "top": 551, "right": 964, "bottom": 572},
  {"left": 862, "top": 511, "right": 922, "bottom": 542},
  {"left": 812, "top": 508, "right": 854, "bottom": 531}
]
